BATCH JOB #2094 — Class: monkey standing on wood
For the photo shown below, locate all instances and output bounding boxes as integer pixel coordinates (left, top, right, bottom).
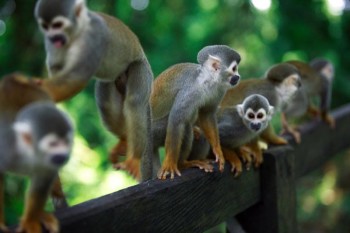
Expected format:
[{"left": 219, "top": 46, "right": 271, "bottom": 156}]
[
  {"left": 282, "top": 59, "right": 335, "bottom": 143},
  {"left": 220, "top": 63, "right": 302, "bottom": 146},
  {"left": 151, "top": 45, "right": 241, "bottom": 179},
  {"left": 0, "top": 74, "right": 74, "bottom": 233},
  {"left": 34, "top": 0, "right": 153, "bottom": 180},
  {"left": 189, "top": 94, "right": 275, "bottom": 176}
]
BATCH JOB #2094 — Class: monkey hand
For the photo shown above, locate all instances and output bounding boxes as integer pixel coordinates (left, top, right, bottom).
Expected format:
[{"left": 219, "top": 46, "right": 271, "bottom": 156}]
[
  {"left": 0, "top": 223, "right": 9, "bottom": 233},
  {"left": 16, "top": 212, "right": 59, "bottom": 233},
  {"left": 212, "top": 147, "right": 225, "bottom": 172},
  {"left": 322, "top": 113, "right": 335, "bottom": 129},
  {"left": 157, "top": 158, "right": 181, "bottom": 179},
  {"left": 109, "top": 139, "right": 127, "bottom": 164},
  {"left": 238, "top": 146, "right": 254, "bottom": 171},
  {"left": 181, "top": 160, "right": 214, "bottom": 173},
  {"left": 114, "top": 157, "right": 141, "bottom": 181},
  {"left": 307, "top": 105, "right": 320, "bottom": 117},
  {"left": 222, "top": 147, "right": 242, "bottom": 177}
]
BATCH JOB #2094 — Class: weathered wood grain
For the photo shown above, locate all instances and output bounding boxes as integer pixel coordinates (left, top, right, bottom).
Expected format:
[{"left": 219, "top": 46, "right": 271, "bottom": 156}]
[{"left": 57, "top": 166, "right": 260, "bottom": 233}]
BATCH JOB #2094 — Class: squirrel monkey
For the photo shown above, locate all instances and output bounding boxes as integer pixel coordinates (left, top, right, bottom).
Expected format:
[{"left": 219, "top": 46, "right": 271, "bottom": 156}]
[
  {"left": 0, "top": 75, "right": 74, "bottom": 233},
  {"left": 190, "top": 94, "right": 275, "bottom": 176},
  {"left": 220, "top": 63, "right": 301, "bottom": 145},
  {"left": 34, "top": 0, "right": 153, "bottom": 180},
  {"left": 151, "top": 45, "right": 241, "bottom": 179},
  {"left": 282, "top": 59, "right": 335, "bottom": 143}
]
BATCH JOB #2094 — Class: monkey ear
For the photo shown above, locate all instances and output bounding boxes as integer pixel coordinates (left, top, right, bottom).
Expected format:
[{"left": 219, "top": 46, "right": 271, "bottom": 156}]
[
  {"left": 75, "top": 0, "right": 86, "bottom": 17},
  {"left": 13, "top": 122, "right": 33, "bottom": 146},
  {"left": 236, "top": 104, "right": 244, "bottom": 117},
  {"left": 206, "top": 55, "right": 221, "bottom": 72}
]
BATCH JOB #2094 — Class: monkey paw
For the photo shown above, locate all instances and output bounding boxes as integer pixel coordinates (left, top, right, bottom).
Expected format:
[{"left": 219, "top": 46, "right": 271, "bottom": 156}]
[
  {"left": 181, "top": 160, "right": 214, "bottom": 172},
  {"left": 114, "top": 157, "right": 141, "bottom": 181},
  {"left": 0, "top": 223, "right": 9, "bottom": 233},
  {"left": 268, "top": 135, "right": 288, "bottom": 145},
  {"left": 17, "top": 213, "right": 59, "bottom": 233},
  {"left": 222, "top": 148, "right": 242, "bottom": 177},
  {"left": 322, "top": 114, "right": 335, "bottom": 129},
  {"left": 239, "top": 146, "right": 254, "bottom": 171},
  {"left": 212, "top": 148, "right": 225, "bottom": 172},
  {"left": 157, "top": 162, "right": 181, "bottom": 180}
]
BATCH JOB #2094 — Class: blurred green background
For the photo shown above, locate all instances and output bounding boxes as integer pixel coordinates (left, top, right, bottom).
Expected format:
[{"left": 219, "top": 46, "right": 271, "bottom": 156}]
[{"left": 0, "top": 0, "right": 350, "bottom": 232}]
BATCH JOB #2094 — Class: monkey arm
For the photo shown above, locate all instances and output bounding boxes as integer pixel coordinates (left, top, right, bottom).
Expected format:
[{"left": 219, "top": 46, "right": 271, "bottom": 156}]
[
  {"left": 197, "top": 110, "right": 225, "bottom": 172},
  {"left": 319, "top": 79, "right": 335, "bottom": 128},
  {"left": 41, "top": 78, "right": 87, "bottom": 102},
  {"left": 0, "top": 173, "right": 7, "bottom": 231},
  {"left": 18, "top": 174, "right": 59, "bottom": 233}
]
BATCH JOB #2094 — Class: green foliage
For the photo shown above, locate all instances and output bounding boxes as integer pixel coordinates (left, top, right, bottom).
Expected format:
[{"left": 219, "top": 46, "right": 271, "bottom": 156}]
[{"left": 0, "top": 0, "right": 350, "bottom": 231}]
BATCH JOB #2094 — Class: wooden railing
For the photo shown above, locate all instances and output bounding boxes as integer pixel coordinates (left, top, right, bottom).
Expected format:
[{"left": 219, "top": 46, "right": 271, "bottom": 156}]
[{"left": 53, "top": 104, "right": 350, "bottom": 233}]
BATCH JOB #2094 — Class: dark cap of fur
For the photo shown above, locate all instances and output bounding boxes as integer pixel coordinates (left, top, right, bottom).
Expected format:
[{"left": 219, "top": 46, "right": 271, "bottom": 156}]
[
  {"left": 242, "top": 94, "right": 270, "bottom": 112},
  {"left": 197, "top": 45, "right": 241, "bottom": 66},
  {"left": 265, "top": 63, "right": 299, "bottom": 83},
  {"left": 35, "top": 0, "right": 77, "bottom": 22},
  {"left": 309, "top": 58, "right": 331, "bottom": 72},
  {"left": 16, "top": 102, "right": 73, "bottom": 140}
]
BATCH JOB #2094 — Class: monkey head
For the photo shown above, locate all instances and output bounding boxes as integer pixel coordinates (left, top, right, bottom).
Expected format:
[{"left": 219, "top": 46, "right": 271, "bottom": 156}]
[
  {"left": 197, "top": 45, "right": 241, "bottom": 88},
  {"left": 13, "top": 102, "right": 74, "bottom": 170},
  {"left": 35, "top": 0, "right": 88, "bottom": 49},
  {"left": 237, "top": 94, "right": 274, "bottom": 133},
  {"left": 310, "top": 58, "right": 334, "bottom": 82}
]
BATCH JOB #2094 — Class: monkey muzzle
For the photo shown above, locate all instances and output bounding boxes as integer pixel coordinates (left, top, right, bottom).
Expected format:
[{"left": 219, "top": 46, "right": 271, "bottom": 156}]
[
  {"left": 229, "top": 75, "right": 240, "bottom": 86},
  {"left": 250, "top": 122, "right": 261, "bottom": 131},
  {"left": 49, "top": 35, "right": 67, "bottom": 48},
  {"left": 51, "top": 154, "right": 69, "bottom": 166}
]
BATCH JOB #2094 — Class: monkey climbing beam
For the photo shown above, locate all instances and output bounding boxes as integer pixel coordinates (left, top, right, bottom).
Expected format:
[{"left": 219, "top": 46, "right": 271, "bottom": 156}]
[{"left": 53, "top": 103, "right": 350, "bottom": 233}]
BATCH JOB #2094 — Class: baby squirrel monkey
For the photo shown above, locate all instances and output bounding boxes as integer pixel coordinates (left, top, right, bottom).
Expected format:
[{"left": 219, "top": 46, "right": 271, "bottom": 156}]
[
  {"left": 151, "top": 45, "right": 241, "bottom": 179},
  {"left": 189, "top": 94, "right": 275, "bottom": 176},
  {"left": 34, "top": 0, "right": 153, "bottom": 180},
  {"left": 0, "top": 75, "right": 74, "bottom": 233},
  {"left": 282, "top": 59, "right": 335, "bottom": 143},
  {"left": 220, "top": 63, "right": 301, "bottom": 145}
]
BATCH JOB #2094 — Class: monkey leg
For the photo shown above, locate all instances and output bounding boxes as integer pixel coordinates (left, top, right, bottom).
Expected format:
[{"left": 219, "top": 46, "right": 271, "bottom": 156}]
[
  {"left": 180, "top": 160, "right": 214, "bottom": 173},
  {"left": 280, "top": 112, "right": 301, "bottom": 144},
  {"left": 222, "top": 147, "right": 243, "bottom": 177},
  {"left": 261, "top": 124, "right": 288, "bottom": 145},
  {"left": 197, "top": 113, "right": 225, "bottom": 172},
  {"left": 50, "top": 176, "right": 68, "bottom": 210},
  {"left": 0, "top": 173, "right": 9, "bottom": 232},
  {"left": 17, "top": 176, "right": 59, "bottom": 233},
  {"left": 116, "top": 59, "right": 153, "bottom": 181}
]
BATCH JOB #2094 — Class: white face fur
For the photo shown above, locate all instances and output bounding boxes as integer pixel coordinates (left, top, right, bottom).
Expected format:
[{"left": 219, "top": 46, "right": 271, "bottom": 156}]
[
  {"left": 237, "top": 105, "right": 274, "bottom": 133},
  {"left": 320, "top": 63, "right": 334, "bottom": 82},
  {"left": 13, "top": 121, "right": 73, "bottom": 168}
]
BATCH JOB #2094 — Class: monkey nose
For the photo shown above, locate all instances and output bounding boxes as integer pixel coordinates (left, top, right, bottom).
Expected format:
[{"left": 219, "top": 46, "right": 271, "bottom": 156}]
[
  {"left": 229, "top": 75, "right": 240, "bottom": 86},
  {"left": 51, "top": 154, "right": 69, "bottom": 166},
  {"left": 250, "top": 123, "right": 261, "bottom": 131}
]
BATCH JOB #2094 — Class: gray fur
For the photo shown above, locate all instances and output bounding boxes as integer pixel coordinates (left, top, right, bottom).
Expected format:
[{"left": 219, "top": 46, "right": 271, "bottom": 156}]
[{"left": 197, "top": 45, "right": 241, "bottom": 67}]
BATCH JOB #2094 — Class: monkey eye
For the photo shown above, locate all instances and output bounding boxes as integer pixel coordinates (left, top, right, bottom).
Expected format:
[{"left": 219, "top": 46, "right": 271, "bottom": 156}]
[
  {"left": 257, "top": 113, "right": 264, "bottom": 119},
  {"left": 41, "top": 22, "right": 49, "bottom": 30},
  {"left": 49, "top": 140, "right": 59, "bottom": 147},
  {"left": 52, "top": 22, "right": 63, "bottom": 29},
  {"left": 248, "top": 113, "right": 255, "bottom": 119},
  {"left": 232, "top": 65, "right": 237, "bottom": 72}
]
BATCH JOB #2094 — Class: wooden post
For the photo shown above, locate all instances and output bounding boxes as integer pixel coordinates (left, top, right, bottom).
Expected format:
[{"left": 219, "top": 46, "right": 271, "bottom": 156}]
[{"left": 235, "top": 146, "right": 297, "bottom": 233}]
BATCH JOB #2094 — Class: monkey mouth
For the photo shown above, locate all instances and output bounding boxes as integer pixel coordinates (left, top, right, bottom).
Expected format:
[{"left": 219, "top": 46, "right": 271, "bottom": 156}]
[{"left": 50, "top": 35, "right": 67, "bottom": 48}]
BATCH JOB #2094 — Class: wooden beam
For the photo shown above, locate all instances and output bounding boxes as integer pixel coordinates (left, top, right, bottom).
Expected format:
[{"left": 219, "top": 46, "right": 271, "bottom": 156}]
[{"left": 57, "top": 166, "right": 260, "bottom": 233}]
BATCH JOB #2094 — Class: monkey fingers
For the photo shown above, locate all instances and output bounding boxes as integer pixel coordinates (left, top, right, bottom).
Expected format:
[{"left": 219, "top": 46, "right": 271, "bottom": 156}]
[
  {"left": 181, "top": 160, "right": 214, "bottom": 173},
  {"left": 41, "top": 212, "right": 59, "bottom": 233},
  {"left": 157, "top": 165, "right": 181, "bottom": 180},
  {"left": 222, "top": 148, "right": 242, "bottom": 177},
  {"left": 322, "top": 113, "right": 335, "bottom": 129},
  {"left": 114, "top": 158, "right": 141, "bottom": 181},
  {"left": 238, "top": 146, "right": 253, "bottom": 171}
]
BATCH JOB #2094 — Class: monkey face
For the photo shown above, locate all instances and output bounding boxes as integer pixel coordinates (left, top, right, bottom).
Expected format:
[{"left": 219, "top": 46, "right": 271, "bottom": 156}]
[
  {"left": 221, "top": 60, "right": 241, "bottom": 87},
  {"left": 37, "top": 133, "right": 73, "bottom": 168},
  {"left": 37, "top": 16, "right": 73, "bottom": 49},
  {"left": 242, "top": 108, "right": 269, "bottom": 133}
]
